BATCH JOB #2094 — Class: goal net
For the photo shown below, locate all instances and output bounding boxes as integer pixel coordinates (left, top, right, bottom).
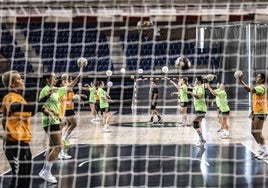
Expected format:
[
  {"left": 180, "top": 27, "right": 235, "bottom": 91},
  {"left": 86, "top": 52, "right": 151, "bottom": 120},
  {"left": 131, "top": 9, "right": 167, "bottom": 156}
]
[{"left": 0, "top": 1, "right": 268, "bottom": 188}]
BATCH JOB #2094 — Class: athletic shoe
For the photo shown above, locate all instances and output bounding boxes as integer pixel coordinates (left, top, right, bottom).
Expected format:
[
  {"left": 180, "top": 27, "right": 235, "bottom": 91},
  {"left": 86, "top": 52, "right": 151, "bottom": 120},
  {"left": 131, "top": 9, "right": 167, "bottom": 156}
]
[
  {"left": 220, "top": 131, "right": 230, "bottom": 139},
  {"left": 91, "top": 118, "right": 97, "bottom": 122},
  {"left": 57, "top": 152, "right": 72, "bottom": 160},
  {"left": 195, "top": 139, "right": 206, "bottom": 147},
  {"left": 103, "top": 127, "right": 111, "bottom": 133},
  {"left": 217, "top": 128, "right": 223, "bottom": 133},
  {"left": 39, "top": 171, "right": 57, "bottom": 183},
  {"left": 62, "top": 139, "right": 70, "bottom": 147}
]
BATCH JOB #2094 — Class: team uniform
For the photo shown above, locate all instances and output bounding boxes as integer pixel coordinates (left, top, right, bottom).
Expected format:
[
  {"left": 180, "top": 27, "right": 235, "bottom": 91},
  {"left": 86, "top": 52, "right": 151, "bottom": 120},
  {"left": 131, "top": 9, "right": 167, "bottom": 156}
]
[
  {"left": 65, "top": 90, "right": 75, "bottom": 117},
  {"left": 95, "top": 88, "right": 101, "bottom": 117},
  {"left": 214, "top": 88, "right": 230, "bottom": 138},
  {"left": 98, "top": 87, "right": 110, "bottom": 114},
  {"left": 39, "top": 86, "right": 66, "bottom": 132},
  {"left": 89, "top": 86, "right": 98, "bottom": 121},
  {"left": 180, "top": 83, "right": 189, "bottom": 107},
  {"left": 193, "top": 84, "right": 207, "bottom": 117},
  {"left": 98, "top": 86, "right": 112, "bottom": 132},
  {"left": 149, "top": 83, "right": 162, "bottom": 123},
  {"left": 2, "top": 92, "right": 33, "bottom": 188},
  {"left": 38, "top": 85, "right": 68, "bottom": 183},
  {"left": 150, "top": 87, "right": 158, "bottom": 110},
  {"left": 89, "top": 87, "right": 96, "bottom": 104},
  {"left": 252, "top": 84, "right": 268, "bottom": 159},
  {"left": 192, "top": 83, "right": 207, "bottom": 146},
  {"left": 252, "top": 85, "right": 267, "bottom": 120}
]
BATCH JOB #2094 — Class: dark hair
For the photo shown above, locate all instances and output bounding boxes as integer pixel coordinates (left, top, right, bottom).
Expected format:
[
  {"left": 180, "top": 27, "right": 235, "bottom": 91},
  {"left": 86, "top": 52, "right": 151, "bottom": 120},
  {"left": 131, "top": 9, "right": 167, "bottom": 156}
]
[
  {"left": 152, "top": 80, "right": 157, "bottom": 84},
  {"left": 196, "top": 76, "right": 203, "bottom": 83},
  {"left": 42, "top": 72, "right": 57, "bottom": 87},
  {"left": 258, "top": 73, "right": 266, "bottom": 83}
]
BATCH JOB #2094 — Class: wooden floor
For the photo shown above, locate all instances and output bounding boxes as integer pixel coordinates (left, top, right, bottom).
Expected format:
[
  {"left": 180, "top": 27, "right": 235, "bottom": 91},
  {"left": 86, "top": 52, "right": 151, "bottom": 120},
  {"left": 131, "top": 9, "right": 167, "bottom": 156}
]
[{"left": 0, "top": 109, "right": 266, "bottom": 175}]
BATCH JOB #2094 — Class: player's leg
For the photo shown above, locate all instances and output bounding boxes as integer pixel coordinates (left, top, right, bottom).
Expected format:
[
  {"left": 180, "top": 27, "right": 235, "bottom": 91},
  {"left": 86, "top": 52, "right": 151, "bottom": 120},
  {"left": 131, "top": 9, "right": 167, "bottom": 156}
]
[{"left": 252, "top": 115, "right": 268, "bottom": 159}]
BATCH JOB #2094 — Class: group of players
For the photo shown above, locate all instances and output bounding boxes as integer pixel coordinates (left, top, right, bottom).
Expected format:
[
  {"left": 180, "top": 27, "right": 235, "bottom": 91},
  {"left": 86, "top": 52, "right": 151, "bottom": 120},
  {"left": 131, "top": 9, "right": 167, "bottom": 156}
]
[
  {"left": 151, "top": 73, "right": 268, "bottom": 157},
  {"left": 1, "top": 70, "right": 113, "bottom": 186},
  {"left": 1, "top": 69, "right": 268, "bottom": 187}
]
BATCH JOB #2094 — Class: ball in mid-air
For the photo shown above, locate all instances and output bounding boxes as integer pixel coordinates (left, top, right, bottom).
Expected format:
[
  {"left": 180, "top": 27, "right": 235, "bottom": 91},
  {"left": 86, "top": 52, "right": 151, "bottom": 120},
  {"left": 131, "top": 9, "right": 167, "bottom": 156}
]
[
  {"left": 162, "top": 66, "right": 169, "bottom": 73},
  {"left": 175, "top": 57, "right": 191, "bottom": 70},
  {"left": 106, "top": 70, "right": 113, "bottom": 77},
  {"left": 120, "top": 68, "right": 126, "bottom": 74},
  {"left": 77, "top": 57, "right": 88, "bottom": 67}
]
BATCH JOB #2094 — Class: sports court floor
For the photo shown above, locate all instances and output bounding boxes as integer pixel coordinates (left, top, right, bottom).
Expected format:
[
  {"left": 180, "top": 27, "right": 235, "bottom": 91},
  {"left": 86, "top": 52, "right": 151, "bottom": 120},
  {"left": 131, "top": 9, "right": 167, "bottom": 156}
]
[{"left": 1, "top": 111, "right": 268, "bottom": 187}]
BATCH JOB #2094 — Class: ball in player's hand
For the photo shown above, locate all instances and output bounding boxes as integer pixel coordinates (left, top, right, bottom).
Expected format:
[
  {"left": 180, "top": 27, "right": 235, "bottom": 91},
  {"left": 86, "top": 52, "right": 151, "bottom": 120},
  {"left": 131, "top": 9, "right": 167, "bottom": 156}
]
[
  {"left": 130, "top": 75, "right": 135, "bottom": 79},
  {"left": 77, "top": 57, "right": 88, "bottom": 67},
  {"left": 206, "top": 74, "right": 215, "bottom": 81},
  {"left": 72, "top": 94, "right": 81, "bottom": 103},
  {"left": 107, "top": 81, "right": 113, "bottom": 87},
  {"left": 234, "top": 70, "right": 243, "bottom": 79},
  {"left": 106, "top": 70, "right": 113, "bottom": 77},
  {"left": 175, "top": 56, "right": 191, "bottom": 70}
]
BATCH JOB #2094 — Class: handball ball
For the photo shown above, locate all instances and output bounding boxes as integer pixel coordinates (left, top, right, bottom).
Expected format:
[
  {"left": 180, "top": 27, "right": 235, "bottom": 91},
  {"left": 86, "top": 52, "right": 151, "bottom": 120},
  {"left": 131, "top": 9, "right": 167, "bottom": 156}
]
[
  {"left": 120, "top": 68, "right": 126, "bottom": 74},
  {"left": 106, "top": 70, "right": 113, "bottom": 77},
  {"left": 138, "top": 68, "right": 143, "bottom": 74},
  {"left": 162, "top": 66, "right": 169, "bottom": 73},
  {"left": 77, "top": 57, "right": 88, "bottom": 67},
  {"left": 130, "top": 75, "right": 135, "bottom": 79},
  {"left": 206, "top": 74, "right": 215, "bottom": 81},
  {"left": 107, "top": 81, "right": 113, "bottom": 87},
  {"left": 234, "top": 70, "right": 243, "bottom": 78},
  {"left": 175, "top": 57, "right": 192, "bottom": 70},
  {"left": 72, "top": 94, "right": 81, "bottom": 103}
]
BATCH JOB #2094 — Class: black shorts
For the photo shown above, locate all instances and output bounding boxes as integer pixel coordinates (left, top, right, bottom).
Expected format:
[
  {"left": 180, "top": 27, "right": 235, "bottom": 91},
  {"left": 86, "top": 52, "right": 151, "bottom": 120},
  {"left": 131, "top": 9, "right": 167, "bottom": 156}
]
[
  {"left": 220, "top": 111, "right": 230, "bottom": 116},
  {"left": 95, "top": 101, "right": 100, "bottom": 112},
  {"left": 65, "top": 109, "right": 75, "bottom": 117},
  {"left": 253, "top": 114, "right": 268, "bottom": 121},
  {"left": 151, "top": 102, "right": 158, "bottom": 110},
  {"left": 43, "top": 124, "right": 61, "bottom": 133},
  {"left": 180, "top": 102, "right": 188, "bottom": 107},
  {"left": 100, "top": 107, "right": 110, "bottom": 114},
  {"left": 194, "top": 110, "right": 206, "bottom": 118}
]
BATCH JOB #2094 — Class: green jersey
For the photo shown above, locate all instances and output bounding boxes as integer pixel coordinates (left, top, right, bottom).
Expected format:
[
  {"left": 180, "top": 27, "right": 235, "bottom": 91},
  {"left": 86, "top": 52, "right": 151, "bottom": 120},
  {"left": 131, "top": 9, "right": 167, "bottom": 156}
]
[
  {"left": 39, "top": 85, "right": 66, "bottom": 127},
  {"left": 193, "top": 84, "right": 207, "bottom": 112},
  {"left": 214, "top": 88, "right": 221, "bottom": 107},
  {"left": 180, "top": 84, "right": 188, "bottom": 102},
  {"left": 89, "top": 87, "right": 96, "bottom": 103},
  {"left": 98, "top": 88, "right": 109, "bottom": 109},
  {"left": 214, "top": 89, "right": 230, "bottom": 112}
]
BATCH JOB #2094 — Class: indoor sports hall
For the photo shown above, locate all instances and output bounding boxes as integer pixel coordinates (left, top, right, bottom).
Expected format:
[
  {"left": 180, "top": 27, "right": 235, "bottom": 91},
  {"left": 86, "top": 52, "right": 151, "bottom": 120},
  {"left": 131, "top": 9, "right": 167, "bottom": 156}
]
[{"left": 1, "top": 1, "right": 268, "bottom": 187}]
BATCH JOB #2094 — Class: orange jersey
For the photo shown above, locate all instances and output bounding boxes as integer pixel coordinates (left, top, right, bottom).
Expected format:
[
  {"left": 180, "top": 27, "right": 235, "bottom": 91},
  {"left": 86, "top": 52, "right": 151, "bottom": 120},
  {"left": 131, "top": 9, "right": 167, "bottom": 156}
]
[
  {"left": 252, "top": 84, "right": 268, "bottom": 114},
  {"left": 95, "top": 89, "right": 100, "bottom": 101},
  {"left": 1, "top": 92, "right": 32, "bottom": 143},
  {"left": 65, "top": 91, "right": 75, "bottom": 110},
  {"left": 59, "top": 93, "right": 67, "bottom": 118}
]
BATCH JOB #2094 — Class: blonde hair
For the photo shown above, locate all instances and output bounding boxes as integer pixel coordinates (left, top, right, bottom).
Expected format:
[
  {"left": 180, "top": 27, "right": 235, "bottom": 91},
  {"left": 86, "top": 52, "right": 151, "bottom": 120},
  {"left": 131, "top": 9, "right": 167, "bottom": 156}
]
[{"left": 2, "top": 70, "right": 19, "bottom": 88}]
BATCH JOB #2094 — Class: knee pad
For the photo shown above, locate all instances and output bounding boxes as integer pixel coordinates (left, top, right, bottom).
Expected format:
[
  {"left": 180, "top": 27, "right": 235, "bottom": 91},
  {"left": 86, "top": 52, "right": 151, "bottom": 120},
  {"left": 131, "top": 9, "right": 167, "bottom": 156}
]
[{"left": 193, "top": 121, "right": 199, "bottom": 129}]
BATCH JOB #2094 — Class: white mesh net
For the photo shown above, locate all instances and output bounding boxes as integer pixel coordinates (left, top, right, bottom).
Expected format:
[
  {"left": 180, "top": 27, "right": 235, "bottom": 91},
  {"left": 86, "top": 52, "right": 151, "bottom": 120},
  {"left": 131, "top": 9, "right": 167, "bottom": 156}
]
[{"left": 1, "top": 1, "right": 268, "bottom": 187}]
